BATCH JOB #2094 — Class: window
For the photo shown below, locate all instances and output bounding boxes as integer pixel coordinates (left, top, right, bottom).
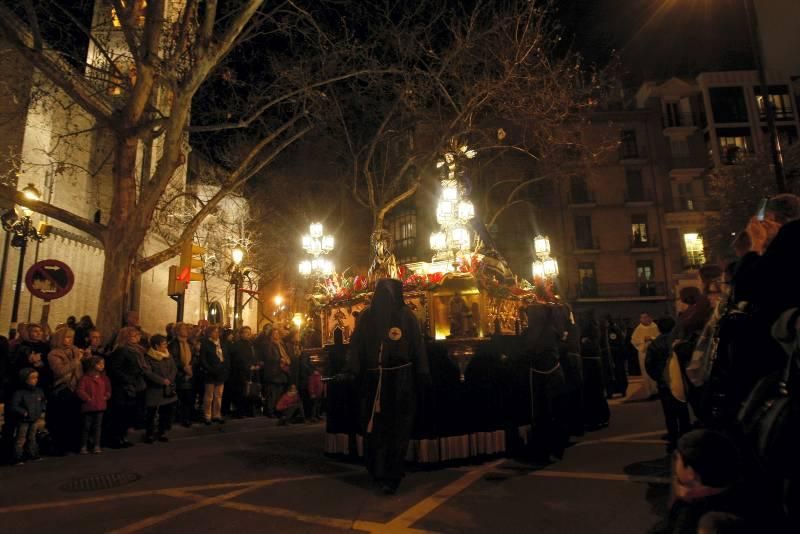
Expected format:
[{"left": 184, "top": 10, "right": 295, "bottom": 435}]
[
  {"left": 570, "top": 175, "right": 591, "bottom": 204},
  {"left": 717, "top": 127, "right": 752, "bottom": 164},
  {"left": 709, "top": 87, "right": 748, "bottom": 123},
  {"left": 670, "top": 138, "right": 690, "bottom": 158},
  {"left": 578, "top": 262, "right": 597, "bottom": 297},
  {"left": 631, "top": 215, "right": 649, "bottom": 246},
  {"left": 678, "top": 183, "right": 695, "bottom": 211},
  {"left": 620, "top": 130, "right": 639, "bottom": 159},
  {"left": 636, "top": 260, "right": 656, "bottom": 296},
  {"left": 755, "top": 85, "right": 793, "bottom": 120},
  {"left": 684, "top": 233, "right": 706, "bottom": 267},
  {"left": 777, "top": 126, "right": 798, "bottom": 147},
  {"left": 392, "top": 210, "right": 417, "bottom": 262},
  {"left": 574, "top": 215, "right": 594, "bottom": 249},
  {"left": 625, "top": 169, "right": 645, "bottom": 201}
]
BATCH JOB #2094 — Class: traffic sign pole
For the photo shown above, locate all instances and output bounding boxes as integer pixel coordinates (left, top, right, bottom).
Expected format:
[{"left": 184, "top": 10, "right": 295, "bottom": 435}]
[{"left": 9, "top": 239, "right": 27, "bottom": 328}]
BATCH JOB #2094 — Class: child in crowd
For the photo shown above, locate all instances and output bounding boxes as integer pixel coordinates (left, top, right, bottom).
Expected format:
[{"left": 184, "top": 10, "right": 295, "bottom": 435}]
[
  {"left": 276, "top": 384, "right": 304, "bottom": 426},
  {"left": 11, "top": 368, "right": 46, "bottom": 465},
  {"left": 663, "top": 430, "right": 745, "bottom": 534},
  {"left": 76, "top": 356, "right": 112, "bottom": 454},
  {"left": 307, "top": 368, "right": 324, "bottom": 422}
]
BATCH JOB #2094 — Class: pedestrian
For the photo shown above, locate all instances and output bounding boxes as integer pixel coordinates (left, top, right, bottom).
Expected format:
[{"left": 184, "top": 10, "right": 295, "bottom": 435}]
[
  {"left": 84, "top": 328, "right": 107, "bottom": 359},
  {"left": 262, "top": 328, "right": 290, "bottom": 418},
  {"left": 555, "top": 305, "right": 583, "bottom": 437},
  {"left": 307, "top": 367, "right": 324, "bottom": 421},
  {"left": 229, "top": 326, "right": 261, "bottom": 418},
  {"left": 631, "top": 312, "right": 660, "bottom": 399},
  {"left": 344, "top": 278, "right": 430, "bottom": 494},
  {"left": 605, "top": 315, "right": 628, "bottom": 397},
  {"left": 76, "top": 356, "right": 111, "bottom": 454},
  {"left": 656, "top": 430, "right": 746, "bottom": 534},
  {"left": 276, "top": 384, "right": 304, "bottom": 425},
  {"left": 199, "top": 325, "right": 229, "bottom": 425},
  {"left": 107, "top": 327, "right": 147, "bottom": 448},
  {"left": 47, "top": 326, "right": 85, "bottom": 454},
  {"left": 10, "top": 368, "right": 46, "bottom": 465},
  {"left": 74, "top": 316, "right": 95, "bottom": 350},
  {"left": 142, "top": 335, "right": 178, "bottom": 443},
  {"left": 579, "top": 311, "right": 610, "bottom": 431},
  {"left": 523, "top": 302, "right": 569, "bottom": 463},
  {"left": 644, "top": 317, "right": 689, "bottom": 452},
  {"left": 168, "top": 323, "right": 196, "bottom": 427}
]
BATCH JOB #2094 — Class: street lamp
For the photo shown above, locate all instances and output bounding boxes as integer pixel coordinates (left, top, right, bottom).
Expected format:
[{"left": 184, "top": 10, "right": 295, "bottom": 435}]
[
  {"left": 230, "top": 246, "right": 245, "bottom": 329},
  {"left": 531, "top": 234, "right": 559, "bottom": 281},
  {"left": 2, "top": 183, "right": 46, "bottom": 335},
  {"left": 299, "top": 222, "right": 335, "bottom": 277}
]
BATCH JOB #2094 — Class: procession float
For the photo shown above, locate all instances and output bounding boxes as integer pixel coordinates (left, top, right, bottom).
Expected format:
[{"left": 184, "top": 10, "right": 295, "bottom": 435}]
[{"left": 301, "top": 141, "right": 563, "bottom": 465}]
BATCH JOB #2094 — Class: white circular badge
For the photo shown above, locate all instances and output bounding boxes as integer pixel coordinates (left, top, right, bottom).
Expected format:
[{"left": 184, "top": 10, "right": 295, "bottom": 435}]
[{"left": 388, "top": 327, "right": 403, "bottom": 341}]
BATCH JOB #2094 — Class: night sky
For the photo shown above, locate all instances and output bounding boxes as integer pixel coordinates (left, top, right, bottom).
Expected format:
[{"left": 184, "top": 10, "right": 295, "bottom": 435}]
[{"left": 556, "top": 0, "right": 753, "bottom": 85}]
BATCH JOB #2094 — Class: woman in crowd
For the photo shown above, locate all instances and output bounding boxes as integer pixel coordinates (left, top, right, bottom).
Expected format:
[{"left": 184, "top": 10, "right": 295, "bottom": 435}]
[
  {"left": 47, "top": 327, "right": 85, "bottom": 454},
  {"left": 168, "top": 322, "right": 196, "bottom": 427},
  {"left": 142, "top": 335, "right": 178, "bottom": 443},
  {"left": 199, "top": 325, "right": 229, "bottom": 425},
  {"left": 229, "top": 326, "right": 261, "bottom": 418},
  {"left": 107, "top": 327, "right": 147, "bottom": 448},
  {"left": 263, "top": 328, "right": 291, "bottom": 418}
]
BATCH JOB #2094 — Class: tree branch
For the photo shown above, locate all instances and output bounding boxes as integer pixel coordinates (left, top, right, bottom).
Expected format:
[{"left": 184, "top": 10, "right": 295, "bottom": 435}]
[
  {"left": 0, "top": 5, "right": 114, "bottom": 121},
  {"left": 0, "top": 185, "right": 106, "bottom": 242}
]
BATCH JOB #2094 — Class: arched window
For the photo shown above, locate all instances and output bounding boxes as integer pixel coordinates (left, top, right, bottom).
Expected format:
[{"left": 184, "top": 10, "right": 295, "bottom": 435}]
[{"left": 208, "top": 301, "right": 224, "bottom": 325}]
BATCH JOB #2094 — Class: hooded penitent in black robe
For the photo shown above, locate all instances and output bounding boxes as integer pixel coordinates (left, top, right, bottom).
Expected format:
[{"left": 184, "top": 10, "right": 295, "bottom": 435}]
[{"left": 346, "top": 279, "right": 430, "bottom": 490}]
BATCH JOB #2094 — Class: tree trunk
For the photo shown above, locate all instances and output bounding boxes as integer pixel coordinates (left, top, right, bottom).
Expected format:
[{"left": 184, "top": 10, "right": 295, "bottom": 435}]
[{"left": 95, "top": 235, "right": 139, "bottom": 342}]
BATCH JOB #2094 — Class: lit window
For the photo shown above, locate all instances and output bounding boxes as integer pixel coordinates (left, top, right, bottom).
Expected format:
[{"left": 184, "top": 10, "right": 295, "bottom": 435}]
[
  {"left": 684, "top": 233, "right": 706, "bottom": 267},
  {"left": 631, "top": 215, "right": 649, "bottom": 246},
  {"left": 392, "top": 210, "right": 417, "bottom": 263}
]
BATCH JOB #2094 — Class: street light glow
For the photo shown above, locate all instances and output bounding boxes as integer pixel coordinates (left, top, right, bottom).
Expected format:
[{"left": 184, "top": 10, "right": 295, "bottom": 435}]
[
  {"left": 232, "top": 247, "right": 244, "bottom": 265},
  {"left": 22, "top": 183, "right": 41, "bottom": 201},
  {"left": 274, "top": 295, "right": 283, "bottom": 307}
]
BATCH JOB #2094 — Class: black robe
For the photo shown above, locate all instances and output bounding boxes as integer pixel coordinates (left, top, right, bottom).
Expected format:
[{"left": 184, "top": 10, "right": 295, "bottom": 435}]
[{"left": 346, "top": 279, "right": 429, "bottom": 484}]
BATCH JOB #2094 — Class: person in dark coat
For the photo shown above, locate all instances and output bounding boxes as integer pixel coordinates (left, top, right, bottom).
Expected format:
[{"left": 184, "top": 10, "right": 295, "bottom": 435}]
[
  {"left": 579, "top": 311, "right": 610, "bottom": 431},
  {"left": 229, "top": 326, "right": 261, "bottom": 418},
  {"left": 10, "top": 368, "right": 46, "bottom": 464},
  {"left": 106, "top": 327, "right": 147, "bottom": 448},
  {"left": 74, "top": 316, "right": 95, "bottom": 350},
  {"left": 142, "top": 335, "right": 178, "bottom": 442},
  {"left": 524, "top": 303, "right": 569, "bottom": 462},
  {"left": 555, "top": 305, "right": 583, "bottom": 437},
  {"left": 168, "top": 323, "right": 195, "bottom": 427},
  {"left": 199, "top": 325, "right": 229, "bottom": 425},
  {"left": 344, "top": 278, "right": 430, "bottom": 494},
  {"left": 604, "top": 315, "right": 628, "bottom": 397},
  {"left": 262, "top": 328, "right": 290, "bottom": 418}
]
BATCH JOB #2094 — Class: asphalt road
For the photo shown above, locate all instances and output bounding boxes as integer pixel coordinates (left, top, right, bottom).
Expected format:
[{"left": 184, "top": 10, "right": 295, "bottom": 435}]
[{"left": 0, "top": 395, "right": 670, "bottom": 533}]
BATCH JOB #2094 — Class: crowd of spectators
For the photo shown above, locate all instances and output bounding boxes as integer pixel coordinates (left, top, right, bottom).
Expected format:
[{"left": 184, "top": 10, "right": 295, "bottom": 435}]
[{"left": 0, "top": 313, "right": 323, "bottom": 465}]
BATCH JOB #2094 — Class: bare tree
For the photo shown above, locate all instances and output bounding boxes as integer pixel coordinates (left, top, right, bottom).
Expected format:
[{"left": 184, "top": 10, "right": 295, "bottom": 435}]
[
  {"left": 323, "top": 0, "right": 599, "bottom": 239},
  {"left": 0, "top": 0, "right": 374, "bottom": 334}
]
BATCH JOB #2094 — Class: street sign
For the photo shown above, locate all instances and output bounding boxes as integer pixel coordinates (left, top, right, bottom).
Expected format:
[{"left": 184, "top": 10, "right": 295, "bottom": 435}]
[{"left": 24, "top": 259, "right": 74, "bottom": 301}]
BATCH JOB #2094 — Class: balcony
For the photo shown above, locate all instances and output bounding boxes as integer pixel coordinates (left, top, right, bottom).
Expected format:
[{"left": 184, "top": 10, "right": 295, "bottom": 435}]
[
  {"left": 574, "top": 236, "right": 600, "bottom": 253},
  {"left": 624, "top": 190, "right": 654, "bottom": 206},
  {"left": 618, "top": 145, "right": 648, "bottom": 163},
  {"left": 568, "top": 189, "right": 597, "bottom": 207},
  {"left": 668, "top": 196, "right": 719, "bottom": 213},
  {"left": 630, "top": 237, "right": 659, "bottom": 252},
  {"left": 576, "top": 281, "right": 667, "bottom": 301},
  {"left": 662, "top": 111, "right": 705, "bottom": 130}
]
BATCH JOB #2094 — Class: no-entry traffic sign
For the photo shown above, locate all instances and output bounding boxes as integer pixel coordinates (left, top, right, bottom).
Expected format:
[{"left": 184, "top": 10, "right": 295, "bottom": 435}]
[{"left": 25, "top": 259, "right": 75, "bottom": 301}]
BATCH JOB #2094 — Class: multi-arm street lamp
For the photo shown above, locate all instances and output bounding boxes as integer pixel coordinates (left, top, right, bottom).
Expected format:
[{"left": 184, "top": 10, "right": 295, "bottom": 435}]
[
  {"left": 2, "top": 183, "right": 47, "bottom": 334},
  {"left": 531, "top": 234, "right": 559, "bottom": 280},
  {"left": 298, "top": 222, "right": 335, "bottom": 277}
]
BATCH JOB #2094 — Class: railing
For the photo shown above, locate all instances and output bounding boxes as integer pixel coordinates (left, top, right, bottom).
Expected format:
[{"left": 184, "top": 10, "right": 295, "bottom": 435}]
[
  {"left": 631, "top": 237, "right": 658, "bottom": 249},
  {"left": 663, "top": 111, "right": 704, "bottom": 128},
  {"left": 625, "top": 190, "right": 653, "bottom": 203},
  {"left": 574, "top": 236, "right": 600, "bottom": 251},
  {"left": 577, "top": 281, "right": 666, "bottom": 299},
  {"left": 669, "top": 196, "right": 719, "bottom": 212},
  {"left": 569, "top": 190, "right": 596, "bottom": 205},
  {"left": 619, "top": 145, "right": 647, "bottom": 160}
]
